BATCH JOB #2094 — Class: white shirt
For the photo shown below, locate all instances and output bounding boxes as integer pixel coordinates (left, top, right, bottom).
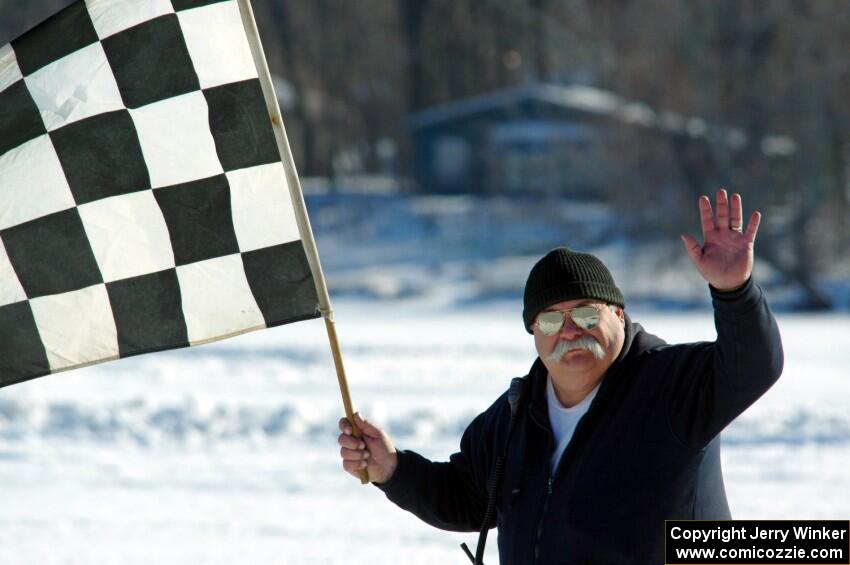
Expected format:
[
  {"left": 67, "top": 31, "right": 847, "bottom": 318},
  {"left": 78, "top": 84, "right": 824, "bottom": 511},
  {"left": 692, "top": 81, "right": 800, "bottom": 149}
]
[{"left": 546, "top": 375, "right": 600, "bottom": 473}]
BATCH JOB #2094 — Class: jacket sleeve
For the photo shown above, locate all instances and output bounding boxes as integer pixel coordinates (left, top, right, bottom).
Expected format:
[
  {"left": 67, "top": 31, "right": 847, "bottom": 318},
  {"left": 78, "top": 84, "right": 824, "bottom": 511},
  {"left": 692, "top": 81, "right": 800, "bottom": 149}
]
[
  {"left": 664, "top": 277, "right": 784, "bottom": 448},
  {"left": 374, "top": 403, "right": 502, "bottom": 532}
]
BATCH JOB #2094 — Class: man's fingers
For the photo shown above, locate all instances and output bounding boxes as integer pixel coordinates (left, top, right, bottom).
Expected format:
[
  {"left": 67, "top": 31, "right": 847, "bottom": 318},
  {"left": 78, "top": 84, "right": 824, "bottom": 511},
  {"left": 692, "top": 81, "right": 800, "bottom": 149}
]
[
  {"left": 342, "top": 459, "right": 369, "bottom": 475},
  {"left": 338, "top": 417, "right": 352, "bottom": 435},
  {"left": 338, "top": 421, "right": 372, "bottom": 480},
  {"left": 745, "top": 211, "right": 761, "bottom": 242},
  {"left": 338, "top": 433, "right": 365, "bottom": 450},
  {"left": 339, "top": 413, "right": 384, "bottom": 442},
  {"left": 715, "top": 188, "right": 729, "bottom": 229},
  {"left": 698, "top": 195, "right": 714, "bottom": 239},
  {"left": 341, "top": 414, "right": 372, "bottom": 439},
  {"left": 340, "top": 446, "right": 370, "bottom": 461},
  {"left": 729, "top": 193, "right": 743, "bottom": 230}
]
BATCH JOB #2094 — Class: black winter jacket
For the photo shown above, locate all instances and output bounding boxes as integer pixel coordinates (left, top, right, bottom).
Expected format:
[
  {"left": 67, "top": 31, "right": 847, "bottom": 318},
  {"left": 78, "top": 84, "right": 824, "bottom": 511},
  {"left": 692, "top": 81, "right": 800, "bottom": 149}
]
[{"left": 378, "top": 280, "right": 784, "bottom": 564}]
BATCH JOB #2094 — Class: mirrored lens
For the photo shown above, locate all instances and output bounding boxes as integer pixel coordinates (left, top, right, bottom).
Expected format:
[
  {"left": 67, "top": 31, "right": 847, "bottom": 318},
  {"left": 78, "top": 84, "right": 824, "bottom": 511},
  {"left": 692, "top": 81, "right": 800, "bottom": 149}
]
[
  {"left": 536, "top": 311, "right": 565, "bottom": 336},
  {"left": 570, "top": 306, "right": 600, "bottom": 330}
]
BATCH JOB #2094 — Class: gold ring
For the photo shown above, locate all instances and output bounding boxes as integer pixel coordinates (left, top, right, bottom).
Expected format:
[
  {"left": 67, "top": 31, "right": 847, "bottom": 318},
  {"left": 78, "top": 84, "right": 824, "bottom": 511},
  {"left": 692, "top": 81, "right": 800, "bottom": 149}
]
[{"left": 730, "top": 224, "right": 743, "bottom": 232}]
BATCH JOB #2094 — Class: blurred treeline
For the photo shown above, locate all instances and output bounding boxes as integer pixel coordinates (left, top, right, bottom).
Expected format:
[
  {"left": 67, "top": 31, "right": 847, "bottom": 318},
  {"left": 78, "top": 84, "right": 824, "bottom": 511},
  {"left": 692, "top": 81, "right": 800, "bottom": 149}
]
[{"left": 2, "top": 1, "right": 849, "bottom": 307}]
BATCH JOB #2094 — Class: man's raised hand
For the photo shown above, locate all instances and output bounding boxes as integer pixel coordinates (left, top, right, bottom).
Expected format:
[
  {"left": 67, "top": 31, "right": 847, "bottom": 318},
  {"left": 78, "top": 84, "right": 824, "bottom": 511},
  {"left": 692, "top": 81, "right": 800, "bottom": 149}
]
[{"left": 681, "top": 189, "right": 761, "bottom": 292}]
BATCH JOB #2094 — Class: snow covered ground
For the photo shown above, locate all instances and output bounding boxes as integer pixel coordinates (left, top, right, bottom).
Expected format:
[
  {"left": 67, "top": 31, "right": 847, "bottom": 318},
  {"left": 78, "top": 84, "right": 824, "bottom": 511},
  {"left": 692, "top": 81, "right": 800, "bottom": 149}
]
[
  {"left": 1, "top": 296, "right": 848, "bottom": 564},
  {"left": 1, "top": 192, "right": 847, "bottom": 563}
]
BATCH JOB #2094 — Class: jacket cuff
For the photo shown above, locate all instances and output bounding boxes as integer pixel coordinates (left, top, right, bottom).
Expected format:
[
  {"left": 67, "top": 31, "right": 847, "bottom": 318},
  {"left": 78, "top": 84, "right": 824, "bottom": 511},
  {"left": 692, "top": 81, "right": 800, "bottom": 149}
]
[{"left": 709, "top": 277, "right": 762, "bottom": 314}]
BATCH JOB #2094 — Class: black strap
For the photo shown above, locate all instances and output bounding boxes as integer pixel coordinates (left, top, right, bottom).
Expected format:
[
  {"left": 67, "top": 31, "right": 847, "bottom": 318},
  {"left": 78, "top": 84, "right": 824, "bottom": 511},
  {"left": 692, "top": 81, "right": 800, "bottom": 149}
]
[{"left": 463, "top": 376, "right": 529, "bottom": 564}]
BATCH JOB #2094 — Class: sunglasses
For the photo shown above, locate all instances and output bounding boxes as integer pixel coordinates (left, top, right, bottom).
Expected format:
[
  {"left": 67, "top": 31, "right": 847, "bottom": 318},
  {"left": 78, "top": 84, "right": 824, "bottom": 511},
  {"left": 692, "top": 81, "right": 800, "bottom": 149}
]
[{"left": 534, "top": 304, "right": 607, "bottom": 336}]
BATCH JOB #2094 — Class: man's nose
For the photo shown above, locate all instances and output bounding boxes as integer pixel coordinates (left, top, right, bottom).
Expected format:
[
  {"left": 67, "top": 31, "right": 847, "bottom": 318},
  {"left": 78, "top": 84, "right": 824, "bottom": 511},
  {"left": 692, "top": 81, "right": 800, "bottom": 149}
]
[{"left": 557, "top": 315, "right": 584, "bottom": 339}]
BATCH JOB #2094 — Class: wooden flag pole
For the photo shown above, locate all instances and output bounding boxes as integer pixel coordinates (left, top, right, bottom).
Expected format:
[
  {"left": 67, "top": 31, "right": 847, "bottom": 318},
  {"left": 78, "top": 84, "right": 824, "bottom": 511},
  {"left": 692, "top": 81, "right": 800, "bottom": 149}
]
[
  {"left": 323, "top": 317, "right": 368, "bottom": 477},
  {"left": 236, "top": 0, "right": 369, "bottom": 484}
]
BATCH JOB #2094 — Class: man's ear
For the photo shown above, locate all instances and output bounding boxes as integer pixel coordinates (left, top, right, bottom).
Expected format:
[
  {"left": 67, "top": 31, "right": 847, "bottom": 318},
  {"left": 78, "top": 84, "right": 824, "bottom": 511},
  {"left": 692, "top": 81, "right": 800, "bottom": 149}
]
[{"left": 609, "top": 305, "right": 625, "bottom": 324}]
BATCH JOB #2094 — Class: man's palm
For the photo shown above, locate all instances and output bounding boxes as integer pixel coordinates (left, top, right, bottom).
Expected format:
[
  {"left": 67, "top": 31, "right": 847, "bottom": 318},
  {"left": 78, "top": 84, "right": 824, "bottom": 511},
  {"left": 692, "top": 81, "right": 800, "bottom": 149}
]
[{"left": 681, "top": 189, "right": 760, "bottom": 291}]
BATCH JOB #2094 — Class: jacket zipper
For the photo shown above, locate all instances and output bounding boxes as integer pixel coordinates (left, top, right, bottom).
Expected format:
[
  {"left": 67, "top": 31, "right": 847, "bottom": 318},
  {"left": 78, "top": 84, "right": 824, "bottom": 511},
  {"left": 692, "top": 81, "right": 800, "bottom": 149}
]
[
  {"left": 528, "top": 394, "right": 597, "bottom": 565},
  {"left": 530, "top": 409, "right": 555, "bottom": 565},
  {"left": 533, "top": 473, "right": 553, "bottom": 563},
  {"left": 524, "top": 351, "right": 626, "bottom": 563}
]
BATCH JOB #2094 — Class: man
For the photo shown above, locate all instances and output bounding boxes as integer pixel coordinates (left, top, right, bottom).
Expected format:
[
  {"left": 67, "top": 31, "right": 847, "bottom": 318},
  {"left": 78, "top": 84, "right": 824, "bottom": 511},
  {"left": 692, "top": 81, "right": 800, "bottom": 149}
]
[{"left": 338, "top": 190, "right": 783, "bottom": 564}]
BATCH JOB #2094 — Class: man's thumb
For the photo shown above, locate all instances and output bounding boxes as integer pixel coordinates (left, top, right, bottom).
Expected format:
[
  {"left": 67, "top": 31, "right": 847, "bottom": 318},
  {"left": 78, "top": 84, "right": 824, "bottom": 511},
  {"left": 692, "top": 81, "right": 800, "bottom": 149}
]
[
  {"left": 681, "top": 234, "right": 701, "bottom": 264},
  {"left": 353, "top": 412, "right": 382, "bottom": 438}
]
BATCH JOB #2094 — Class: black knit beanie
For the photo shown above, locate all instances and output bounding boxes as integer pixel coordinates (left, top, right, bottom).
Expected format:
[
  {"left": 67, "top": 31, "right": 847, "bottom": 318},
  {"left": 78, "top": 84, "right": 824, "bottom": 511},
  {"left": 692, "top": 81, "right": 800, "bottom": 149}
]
[{"left": 523, "top": 248, "right": 625, "bottom": 333}]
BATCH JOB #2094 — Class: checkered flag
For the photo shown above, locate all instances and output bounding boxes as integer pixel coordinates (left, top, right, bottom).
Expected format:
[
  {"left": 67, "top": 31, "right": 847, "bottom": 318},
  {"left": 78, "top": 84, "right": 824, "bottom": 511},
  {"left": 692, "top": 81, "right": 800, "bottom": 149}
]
[{"left": 0, "top": 0, "right": 329, "bottom": 388}]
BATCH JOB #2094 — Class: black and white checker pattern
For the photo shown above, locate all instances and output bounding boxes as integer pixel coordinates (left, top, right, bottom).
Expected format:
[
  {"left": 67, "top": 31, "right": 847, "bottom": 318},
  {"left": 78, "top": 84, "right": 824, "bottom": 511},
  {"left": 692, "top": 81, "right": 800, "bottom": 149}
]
[{"left": 0, "top": 0, "right": 321, "bottom": 387}]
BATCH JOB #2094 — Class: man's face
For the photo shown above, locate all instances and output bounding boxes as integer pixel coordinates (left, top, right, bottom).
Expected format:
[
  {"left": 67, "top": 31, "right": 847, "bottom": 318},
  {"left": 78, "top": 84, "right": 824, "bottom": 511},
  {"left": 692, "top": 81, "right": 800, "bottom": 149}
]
[{"left": 532, "top": 298, "right": 626, "bottom": 390}]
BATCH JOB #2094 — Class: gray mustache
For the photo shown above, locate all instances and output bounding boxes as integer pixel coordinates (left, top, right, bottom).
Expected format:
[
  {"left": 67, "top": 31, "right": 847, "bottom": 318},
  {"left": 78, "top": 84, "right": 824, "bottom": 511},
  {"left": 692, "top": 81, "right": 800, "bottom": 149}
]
[{"left": 546, "top": 335, "right": 605, "bottom": 362}]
